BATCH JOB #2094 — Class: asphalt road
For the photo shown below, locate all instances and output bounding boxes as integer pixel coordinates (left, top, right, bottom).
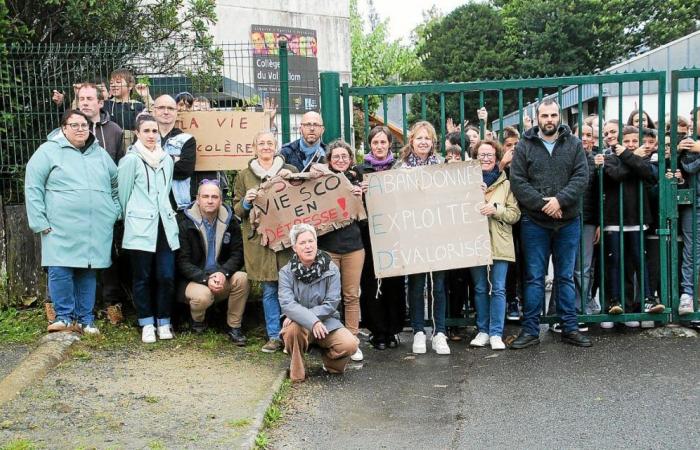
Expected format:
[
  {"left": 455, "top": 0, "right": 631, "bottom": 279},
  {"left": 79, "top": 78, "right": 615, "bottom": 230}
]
[{"left": 270, "top": 325, "right": 700, "bottom": 449}]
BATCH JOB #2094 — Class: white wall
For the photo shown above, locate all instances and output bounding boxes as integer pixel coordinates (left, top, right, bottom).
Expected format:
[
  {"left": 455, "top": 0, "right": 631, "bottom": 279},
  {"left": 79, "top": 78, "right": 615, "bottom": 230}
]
[
  {"left": 213, "top": 0, "right": 351, "bottom": 84},
  {"left": 603, "top": 93, "right": 697, "bottom": 126}
]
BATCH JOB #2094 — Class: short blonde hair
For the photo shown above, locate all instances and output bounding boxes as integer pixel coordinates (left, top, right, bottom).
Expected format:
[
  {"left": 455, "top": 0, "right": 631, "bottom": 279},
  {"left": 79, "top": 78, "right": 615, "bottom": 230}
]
[{"left": 289, "top": 223, "right": 316, "bottom": 246}]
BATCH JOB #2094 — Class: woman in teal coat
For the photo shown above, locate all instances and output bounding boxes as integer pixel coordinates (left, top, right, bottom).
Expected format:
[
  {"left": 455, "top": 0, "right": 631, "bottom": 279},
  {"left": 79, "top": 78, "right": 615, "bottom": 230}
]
[
  {"left": 118, "top": 114, "right": 180, "bottom": 344},
  {"left": 25, "top": 109, "right": 121, "bottom": 334}
]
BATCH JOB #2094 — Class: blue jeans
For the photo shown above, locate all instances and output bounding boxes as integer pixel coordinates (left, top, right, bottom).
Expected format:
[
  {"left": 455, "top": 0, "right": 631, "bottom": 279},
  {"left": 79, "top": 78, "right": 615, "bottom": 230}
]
[
  {"left": 263, "top": 281, "right": 282, "bottom": 340},
  {"left": 575, "top": 224, "right": 600, "bottom": 314},
  {"left": 680, "top": 205, "right": 700, "bottom": 296},
  {"left": 469, "top": 261, "right": 508, "bottom": 337},
  {"left": 130, "top": 227, "right": 175, "bottom": 327},
  {"left": 48, "top": 266, "right": 97, "bottom": 325},
  {"left": 605, "top": 230, "right": 651, "bottom": 308},
  {"left": 521, "top": 216, "right": 580, "bottom": 335},
  {"left": 407, "top": 271, "right": 447, "bottom": 335}
]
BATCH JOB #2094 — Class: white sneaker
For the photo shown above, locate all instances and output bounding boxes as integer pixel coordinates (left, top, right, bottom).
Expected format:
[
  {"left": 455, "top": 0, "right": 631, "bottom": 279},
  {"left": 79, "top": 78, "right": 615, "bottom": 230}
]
[
  {"left": 641, "top": 321, "right": 655, "bottom": 328},
  {"left": 489, "top": 336, "right": 506, "bottom": 350},
  {"left": 469, "top": 332, "right": 490, "bottom": 347},
  {"left": 431, "top": 332, "right": 451, "bottom": 355},
  {"left": 81, "top": 324, "right": 100, "bottom": 335},
  {"left": 142, "top": 324, "right": 156, "bottom": 343},
  {"left": 157, "top": 324, "right": 174, "bottom": 340},
  {"left": 350, "top": 347, "right": 364, "bottom": 362},
  {"left": 679, "top": 293, "right": 694, "bottom": 315},
  {"left": 412, "top": 331, "right": 426, "bottom": 354},
  {"left": 600, "top": 322, "right": 614, "bottom": 329},
  {"left": 624, "top": 321, "right": 640, "bottom": 328}
]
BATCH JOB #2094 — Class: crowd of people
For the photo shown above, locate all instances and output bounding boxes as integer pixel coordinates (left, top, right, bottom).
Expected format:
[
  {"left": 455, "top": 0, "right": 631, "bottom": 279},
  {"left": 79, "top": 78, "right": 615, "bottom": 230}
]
[{"left": 25, "top": 67, "right": 700, "bottom": 382}]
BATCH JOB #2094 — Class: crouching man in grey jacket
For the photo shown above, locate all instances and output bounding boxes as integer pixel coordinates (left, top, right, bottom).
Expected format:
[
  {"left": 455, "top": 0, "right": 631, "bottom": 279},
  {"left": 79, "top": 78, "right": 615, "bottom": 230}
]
[{"left": 278, "top": 224, "right": 358, "bottom": 383}]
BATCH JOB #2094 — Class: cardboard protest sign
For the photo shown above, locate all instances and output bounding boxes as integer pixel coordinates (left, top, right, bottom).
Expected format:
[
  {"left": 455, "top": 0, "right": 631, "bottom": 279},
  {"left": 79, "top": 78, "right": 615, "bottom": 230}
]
[
  {"left": 365, "top": 161, "right": 492, "bottom": 278},
  {"left": 251, "top": 170, "right": 367, "bottom": 251},
  {"left": 175, "top": 111, "right": 269, "bottom": 171}
]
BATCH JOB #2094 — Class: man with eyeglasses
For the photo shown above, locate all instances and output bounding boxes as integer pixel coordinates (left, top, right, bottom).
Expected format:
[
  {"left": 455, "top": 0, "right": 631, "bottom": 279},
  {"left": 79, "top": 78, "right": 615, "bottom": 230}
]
[
  {"left": 153, "top": 95, "right": 197, "bottom": 210},
  {"left": 509, "top": 99, "right": 591, "bottom": 349},
  {"left": 280, "top": 111, "right": 327, "bottom": 172},
  {"left": 176, "top": 180, "right": 250, "bottom": 342}
]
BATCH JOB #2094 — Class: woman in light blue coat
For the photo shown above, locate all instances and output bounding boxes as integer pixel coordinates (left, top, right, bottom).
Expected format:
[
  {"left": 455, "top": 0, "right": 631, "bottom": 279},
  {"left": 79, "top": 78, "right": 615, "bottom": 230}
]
[
  {"left": 118, "top": 114, "right": 180, "bottom": 343},
  {"left": 25, "top": 110, "right": 121, "bottom": 334}
]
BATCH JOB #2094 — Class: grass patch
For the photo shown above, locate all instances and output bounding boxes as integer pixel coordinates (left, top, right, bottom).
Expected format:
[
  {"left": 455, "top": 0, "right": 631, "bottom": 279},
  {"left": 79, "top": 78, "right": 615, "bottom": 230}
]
[
  {"left": 253, "top": 379, "right": 291, "bottom": 449},
  {"left": 0, "top": 439, "right": 38, "bottom": 450},
  {"left": 0, "top": 308, "right": 46, "bottom": 345},
  {"left": 147, "top": 441, "right": 166, "bottom": 450},
  {"left": 225, "top": 417, "right": 252, "bottom": 428}
]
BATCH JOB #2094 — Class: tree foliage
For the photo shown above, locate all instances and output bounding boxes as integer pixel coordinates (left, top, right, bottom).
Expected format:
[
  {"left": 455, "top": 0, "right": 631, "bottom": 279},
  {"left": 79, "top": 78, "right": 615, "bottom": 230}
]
[
  {"left": 350, "top": 0, "right": 421, "bottom": 113},
  {"left": 412, "top": 0, "right": 700, "bottom": 128}
]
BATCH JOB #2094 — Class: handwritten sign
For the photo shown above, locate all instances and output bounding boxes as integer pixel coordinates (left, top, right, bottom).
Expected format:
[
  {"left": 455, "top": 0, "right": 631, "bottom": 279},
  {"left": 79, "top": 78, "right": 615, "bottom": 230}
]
[
  {"left": 176, "top": 111, "right": 269, "bottom": 171},
  {"left": 365, "top": 161, "right": 492, "bottom": 278},
  {"left": 252, "top": 171, "right": 367, "bottom": 251}
]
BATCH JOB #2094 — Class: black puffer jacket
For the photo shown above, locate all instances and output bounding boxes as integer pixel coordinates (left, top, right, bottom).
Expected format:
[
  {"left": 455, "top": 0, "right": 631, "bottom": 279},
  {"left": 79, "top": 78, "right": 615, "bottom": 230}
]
[
  {"left": 176, "top": 203, "right": 244, "bottom": 303},
  {"left": 510, "top": 125, "right": 588, "bottom": 228}
]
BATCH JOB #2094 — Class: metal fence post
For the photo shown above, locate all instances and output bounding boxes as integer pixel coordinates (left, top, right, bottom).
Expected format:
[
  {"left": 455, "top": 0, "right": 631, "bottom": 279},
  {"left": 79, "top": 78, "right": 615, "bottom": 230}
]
[
  {"left": 278, "top": 40, "right": 291, "bottom": 145},
  {"left": 320, "top": 72, "right": 341, "bottom": 142}
]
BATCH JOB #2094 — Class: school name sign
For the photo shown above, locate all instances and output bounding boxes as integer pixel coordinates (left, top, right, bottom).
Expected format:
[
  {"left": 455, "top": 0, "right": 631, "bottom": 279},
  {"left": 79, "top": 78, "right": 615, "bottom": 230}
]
[{"left": 365, "top": 161, "right": 492, "bottom": 278}]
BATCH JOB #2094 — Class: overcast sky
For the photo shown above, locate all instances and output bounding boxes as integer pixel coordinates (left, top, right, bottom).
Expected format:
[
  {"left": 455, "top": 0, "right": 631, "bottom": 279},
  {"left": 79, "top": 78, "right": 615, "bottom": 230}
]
[{"left": 356, "top": 0, "right": 466, "bottom": 44}]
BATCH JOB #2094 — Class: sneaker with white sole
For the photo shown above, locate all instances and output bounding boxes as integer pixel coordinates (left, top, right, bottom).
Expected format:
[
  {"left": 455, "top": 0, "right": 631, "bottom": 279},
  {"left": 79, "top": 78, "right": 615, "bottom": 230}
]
[
  {"left": 624, "top": 321, "right": 640, "bottom": 328},
  {"left": 412, "top": 331, "right": 426, "bottom": 354},
  {"left": 490, "top": 336, "right": 506, "bottom": 350},
  {"left": 80, "top": 323, "right": 100, "bottom": 335},
  {"left": 157, "top": 324, "right": 174, "bottom": 340},
  {"left": 679, "top": 293, "right": 694, "bottom": 315},
  {"left": 470, "top": 332, "right": 490, "bottom": 347},
  {"left": 142, "top": 324, "right": 156, "bottom": 343},
  {"left": 431, "top": 332, "right": 451, "bottom": 355},
  {"left": 600, "top": 321, "right": 615, "bottom": 329},
  {"left": 350, "top": 347, "right": 364, "bottom": 361},
  {"left": 47, "top": 319, "right": 72, "bottom": 333}
]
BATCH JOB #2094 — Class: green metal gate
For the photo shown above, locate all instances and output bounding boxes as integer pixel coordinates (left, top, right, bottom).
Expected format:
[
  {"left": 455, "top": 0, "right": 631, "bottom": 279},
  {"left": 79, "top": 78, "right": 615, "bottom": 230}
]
[{"left": 319, "top": 70, "right": 700, "bottom": 326}]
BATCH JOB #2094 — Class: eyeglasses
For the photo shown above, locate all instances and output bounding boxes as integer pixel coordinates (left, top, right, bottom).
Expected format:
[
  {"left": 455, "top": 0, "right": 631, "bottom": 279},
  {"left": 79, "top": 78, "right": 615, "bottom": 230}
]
[
  {"left": 477, "top": 153, "right": 496, "bottom": 160},
  {"left": 301, "top": 122, "right": 323, "bottom": 128},
  {"left": 330, "top": 154, "right": 350, "bottom": 161},
  {"left": 66, "top": 123, "right": 89, "bottom": 130},
  {"left": 155, "top": 106, "right": 177, "bottom": 112},
  {"left": 199, "top": 179, "right": 220, "bottom": 186}
]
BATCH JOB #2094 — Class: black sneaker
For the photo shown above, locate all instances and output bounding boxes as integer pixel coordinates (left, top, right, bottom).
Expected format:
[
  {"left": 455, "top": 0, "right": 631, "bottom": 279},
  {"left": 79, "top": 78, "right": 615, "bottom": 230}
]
[
  {"left": 608, "top": 301, "right": 623, "bottom": 315},
  {"left": 549, "top": 323, "right": 563, "bottom": 333},
  {"left": 561, "top": 330, "right": 592, "bottom": 347},
  {"left": 506, "top": 299, "right": 521, "bottom": 321},
  {"left": 369, "top": 334, "right": 386, "bottom": 350},
  {"left": 643, "top": 298, "right": 665, "bottom": 314},
  {"left": 191, "top": 320, "right": 207, "bottom": 334},
  {"left": 227, "top": 327, "right": 247, "bottom": 346},
  {"left": 510, "top": 333, "right": 540, "bottom": 349}
]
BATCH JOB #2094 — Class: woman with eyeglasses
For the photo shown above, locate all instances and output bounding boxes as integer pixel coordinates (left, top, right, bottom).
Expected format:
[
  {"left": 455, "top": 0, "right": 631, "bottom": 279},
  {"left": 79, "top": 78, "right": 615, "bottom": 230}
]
[
  {"left": 233, "top": 130, "right": 298, "bottom": 353},
  {"left": 118, "top": 113, "right": 180, "bottom": 343},
  {"left": 26, "top": 109, "right": 121, "bottom": 334},
  {"left": 317, "top": 140, "right": 366, "bottom": 362},
  {"left": 468, "top": 139, "right": 520, "bottom": 350}
]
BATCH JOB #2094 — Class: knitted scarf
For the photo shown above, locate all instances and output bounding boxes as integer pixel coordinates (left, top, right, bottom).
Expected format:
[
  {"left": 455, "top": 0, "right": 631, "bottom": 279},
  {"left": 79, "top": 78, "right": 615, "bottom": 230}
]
[
  {"left": 290, "top": 250, "right": 332, "bottom": 284},
  {"left": 482, "top": 166, "right": 501, "bottom": 187},
  {"left": 364, "top": 152, "right": 395, "bottom": 172},
  {"left": 134, "top": 139, "right": 165, "bottom": 169}
]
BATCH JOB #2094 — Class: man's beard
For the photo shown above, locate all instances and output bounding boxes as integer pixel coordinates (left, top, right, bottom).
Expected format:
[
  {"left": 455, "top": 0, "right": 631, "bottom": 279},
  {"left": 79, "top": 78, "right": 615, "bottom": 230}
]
[{"left": 541, "top": 122, "right": 559, "bottom": 136}]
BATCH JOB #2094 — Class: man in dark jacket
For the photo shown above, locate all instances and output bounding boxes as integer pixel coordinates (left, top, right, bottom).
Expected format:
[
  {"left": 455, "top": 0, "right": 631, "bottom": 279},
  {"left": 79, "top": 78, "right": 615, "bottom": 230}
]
[
  {"left": 177, "top": 180, "right": 250, "bottom": 344},
  {"left": 509, "top": 99, "right": 591, "bottom": 348},
  {"left": 279, "top": 111, "right": 327, "bottom": 172}
]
